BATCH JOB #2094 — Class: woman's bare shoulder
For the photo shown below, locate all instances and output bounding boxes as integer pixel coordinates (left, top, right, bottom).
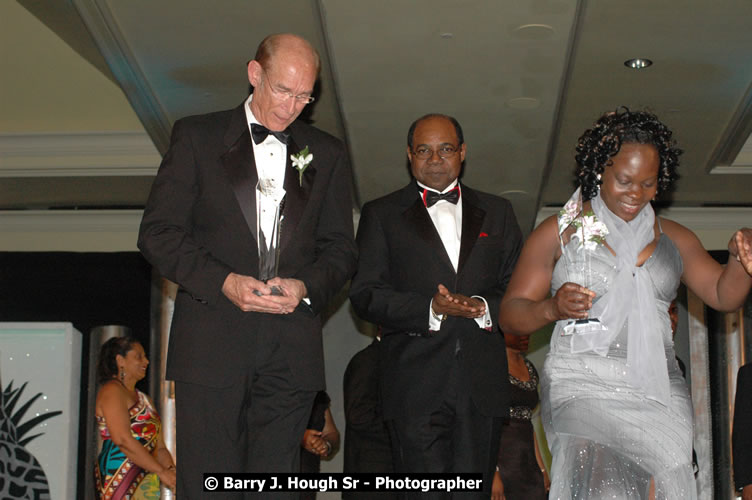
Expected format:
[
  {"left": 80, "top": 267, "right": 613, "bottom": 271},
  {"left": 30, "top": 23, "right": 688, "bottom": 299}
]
[
  {"left": 530, "top": 214, "right": 560, "bottom": 240},
  {"left": 96, "top": 380, "right": 124, "bottom": 403},
  {"left": 659, "top": 217, "right": 702, "bottom": 246},
  {"left": 512, "top": 214, "right": 562, "bottom": 274}
]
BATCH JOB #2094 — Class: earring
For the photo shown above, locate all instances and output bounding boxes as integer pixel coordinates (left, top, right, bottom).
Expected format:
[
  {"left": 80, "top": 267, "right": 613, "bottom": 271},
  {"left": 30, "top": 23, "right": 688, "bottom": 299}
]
[
  {"left": 596, "top": 173, "right": 602, "bottom": 181},
  {"left": 119, "top": 369, "right": 125, "bottom": 382}
]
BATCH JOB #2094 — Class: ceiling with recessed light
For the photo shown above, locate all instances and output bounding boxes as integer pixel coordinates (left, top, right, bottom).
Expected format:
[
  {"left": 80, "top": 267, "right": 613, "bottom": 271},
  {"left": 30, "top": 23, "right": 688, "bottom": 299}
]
[{"left": 2, "top": 0, "right": 751, "bottom": 235}]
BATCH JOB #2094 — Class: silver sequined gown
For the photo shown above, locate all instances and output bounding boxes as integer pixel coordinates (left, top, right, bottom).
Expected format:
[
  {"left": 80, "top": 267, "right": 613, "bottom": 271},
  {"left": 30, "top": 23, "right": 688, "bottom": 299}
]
[{"left": 542, "top": 233, "right": 696, "bottom": 499}]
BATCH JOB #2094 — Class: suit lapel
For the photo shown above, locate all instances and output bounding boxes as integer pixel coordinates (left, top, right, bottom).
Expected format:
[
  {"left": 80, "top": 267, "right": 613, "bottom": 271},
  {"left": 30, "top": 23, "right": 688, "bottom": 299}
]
[
  {"left": 401, "top": 183, "right": 456, "bottom": 273},
  {"left": 457, "top": 186, "right": 486, "bottom": 274},
  {"left": 221, "top": 105, "right": 258, "bottom": 243},
  {"left": 279, "top": 135, "right": 315, "bottom": 252},
  {"left": 220, "top": 105, "right": 318, "bottom": 250}
]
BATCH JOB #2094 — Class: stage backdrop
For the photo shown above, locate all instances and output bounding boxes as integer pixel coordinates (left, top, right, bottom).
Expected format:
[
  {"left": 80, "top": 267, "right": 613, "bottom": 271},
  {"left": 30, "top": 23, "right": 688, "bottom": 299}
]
[{"left": 0, "top": 322, "right": 81, "bottom": 499}]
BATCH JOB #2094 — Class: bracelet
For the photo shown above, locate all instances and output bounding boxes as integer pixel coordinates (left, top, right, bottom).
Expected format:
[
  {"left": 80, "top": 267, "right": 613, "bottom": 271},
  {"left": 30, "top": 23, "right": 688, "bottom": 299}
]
[
  {"left": 431, "top": 307, "right": 446, "bottom": 322},
  {"left": 324, "top": 440, "right": 332, "bottom": 454}
]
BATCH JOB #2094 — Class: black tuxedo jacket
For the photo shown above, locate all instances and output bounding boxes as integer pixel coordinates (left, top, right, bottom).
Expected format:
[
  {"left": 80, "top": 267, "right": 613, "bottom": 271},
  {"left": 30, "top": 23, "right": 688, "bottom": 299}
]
[
  {"left": 733, "top": 362, "right": 752, "bottom": 490},
  {"left": 138, "top": 102, "right": 356, "bottom": 389},
  {"left": 349, "top": 182, "right": 522, "bottom": 419}
]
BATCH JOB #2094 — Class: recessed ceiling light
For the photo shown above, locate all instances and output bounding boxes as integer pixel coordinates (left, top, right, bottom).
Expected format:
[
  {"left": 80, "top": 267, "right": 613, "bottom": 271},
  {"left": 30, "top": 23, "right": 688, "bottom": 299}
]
[
  {"left": 624, "top": 58, "right": 653, "bottom": 69},
  {"left": 440, "top": 32, "right": 454, "bottom": 39},
  {"left": 500, "top": 190, "right": 529, "bottom": 200},
  {"left": 507, "top": 97, "right": 540, "bottom": 110},
  {"left": 512, "top": 24, "right": 554, "bottom": 40}
]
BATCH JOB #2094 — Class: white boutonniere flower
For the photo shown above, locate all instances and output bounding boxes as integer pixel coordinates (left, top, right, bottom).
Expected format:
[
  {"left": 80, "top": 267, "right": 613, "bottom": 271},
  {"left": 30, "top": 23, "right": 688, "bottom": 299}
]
[
  {"left": 291, "top": 146, "right": 313, "bottom": 187},
  {"left": 576, "top": 211, "right": 609, "bottom": 251},
  {"left": 558, "top": 188, "right": 609, "bottom": 251}
]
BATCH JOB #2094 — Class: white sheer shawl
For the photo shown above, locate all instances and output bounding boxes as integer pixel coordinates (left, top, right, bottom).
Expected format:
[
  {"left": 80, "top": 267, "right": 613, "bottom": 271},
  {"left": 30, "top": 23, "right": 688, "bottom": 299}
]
[{"left": 564, "top": 190, "right": 670, "bottom": 405}]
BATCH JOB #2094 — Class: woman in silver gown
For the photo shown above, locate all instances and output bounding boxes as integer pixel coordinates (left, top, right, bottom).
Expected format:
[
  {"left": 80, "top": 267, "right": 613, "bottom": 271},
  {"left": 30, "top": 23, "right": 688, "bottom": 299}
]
[{"left": 499, "top": 108, "right": 752, "bottom": 499}]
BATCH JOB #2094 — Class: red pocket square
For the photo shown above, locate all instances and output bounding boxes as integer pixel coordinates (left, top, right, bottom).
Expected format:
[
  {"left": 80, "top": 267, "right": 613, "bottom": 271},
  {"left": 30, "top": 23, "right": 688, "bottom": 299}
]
[{"left": 479, "top": 232, "right": 489, "bottom": 238}]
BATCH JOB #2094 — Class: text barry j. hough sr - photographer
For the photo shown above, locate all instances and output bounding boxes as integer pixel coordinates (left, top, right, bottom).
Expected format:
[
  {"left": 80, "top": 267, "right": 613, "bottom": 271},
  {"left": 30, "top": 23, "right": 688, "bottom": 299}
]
[{"left": 203, "top": 473, "right": 483, "bottom": 493}]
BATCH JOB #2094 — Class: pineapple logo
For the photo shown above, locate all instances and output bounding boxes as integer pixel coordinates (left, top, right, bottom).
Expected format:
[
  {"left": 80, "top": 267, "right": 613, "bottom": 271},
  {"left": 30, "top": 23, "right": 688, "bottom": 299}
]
[{"left": 0, "top": 376, "right": 62, "bottom": 499}]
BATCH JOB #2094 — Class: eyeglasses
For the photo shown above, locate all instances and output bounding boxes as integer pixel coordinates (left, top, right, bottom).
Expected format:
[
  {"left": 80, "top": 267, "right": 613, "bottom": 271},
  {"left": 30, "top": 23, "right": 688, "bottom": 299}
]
[
  {"left": 261, "top": 68, "right": 315, "bottom": 104},
  {"left": 411, "top": 144, "right": 461, "bottom": 160}
]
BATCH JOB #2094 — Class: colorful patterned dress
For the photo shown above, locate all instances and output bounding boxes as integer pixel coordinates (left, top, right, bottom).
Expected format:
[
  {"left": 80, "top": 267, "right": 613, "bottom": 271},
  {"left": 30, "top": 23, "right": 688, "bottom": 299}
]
[{"left": 95, "top": 390, "right": 162, "bottom": 500}]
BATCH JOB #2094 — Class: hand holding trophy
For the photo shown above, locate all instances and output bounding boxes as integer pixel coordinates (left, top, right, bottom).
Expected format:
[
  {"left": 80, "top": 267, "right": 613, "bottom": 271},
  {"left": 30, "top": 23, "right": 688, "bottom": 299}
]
[{"left": 557, "top": 188, "right": 609, "bottom": 336}]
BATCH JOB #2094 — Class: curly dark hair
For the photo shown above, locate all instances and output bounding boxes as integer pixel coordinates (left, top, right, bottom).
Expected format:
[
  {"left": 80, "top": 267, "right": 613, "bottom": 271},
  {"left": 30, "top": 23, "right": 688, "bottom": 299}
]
[
  {"left": 575, "top": 108, "right": 682, "bottom": 200},
  {"left": 97, "top": 336, "right": 140, "bottom": 383}
]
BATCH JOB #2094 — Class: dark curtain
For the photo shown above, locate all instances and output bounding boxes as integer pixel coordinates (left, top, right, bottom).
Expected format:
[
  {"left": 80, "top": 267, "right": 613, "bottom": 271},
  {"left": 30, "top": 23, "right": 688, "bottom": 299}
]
[{"left": 0, "top": 251, "right": 152, "bottom": 499}]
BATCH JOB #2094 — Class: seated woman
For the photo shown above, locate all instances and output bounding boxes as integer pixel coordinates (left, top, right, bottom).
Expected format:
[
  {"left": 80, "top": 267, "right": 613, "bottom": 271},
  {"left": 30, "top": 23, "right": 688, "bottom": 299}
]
[
  {"left": 95, "top": 336, "right": 176, "bottom": 499},
  {"left": 492, "top": 332, "right": 550, "bottom": 500},
  {"left": 499, "top": 108, "right": 752, "bottom": 499}
]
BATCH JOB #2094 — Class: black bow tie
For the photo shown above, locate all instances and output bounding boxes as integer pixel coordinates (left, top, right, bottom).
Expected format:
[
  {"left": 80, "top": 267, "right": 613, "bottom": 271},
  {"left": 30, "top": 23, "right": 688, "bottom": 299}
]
[
  {"left": 421, "top": 186, "right": 460, "bottom": 207},
  {"left": 251, "top": 123, "right": 290, "bottom": 145}
]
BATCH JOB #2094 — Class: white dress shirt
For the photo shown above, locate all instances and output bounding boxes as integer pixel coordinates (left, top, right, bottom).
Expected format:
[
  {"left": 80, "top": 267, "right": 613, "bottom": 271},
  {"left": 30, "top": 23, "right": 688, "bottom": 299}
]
[
  {"left": 417, "top": 180, "right": 491, "bottom": 331},
  {"left": 245, "top": 95, "right": 287, "bottom": 251}
]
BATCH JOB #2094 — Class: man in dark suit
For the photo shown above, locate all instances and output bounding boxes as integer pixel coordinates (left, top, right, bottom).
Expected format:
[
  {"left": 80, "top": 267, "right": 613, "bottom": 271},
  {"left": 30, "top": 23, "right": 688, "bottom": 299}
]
[
  {"left": 733, "top": 362, "right": 752, "bottom": 499},
  {"left": 349, "top": 114, "right": 522, "bottom": 497},
  {"left": 138, "top": 33, "right": 356, "bottom": 498},
  {"left": 342, "top": 336, "right": 396, "bottom": 499}
]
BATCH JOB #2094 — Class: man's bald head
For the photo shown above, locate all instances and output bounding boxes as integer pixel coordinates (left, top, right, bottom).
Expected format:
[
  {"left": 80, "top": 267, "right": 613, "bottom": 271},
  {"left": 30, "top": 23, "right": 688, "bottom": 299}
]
[{"left": 253, "top": 33, "right": 320, "bottom": 75}]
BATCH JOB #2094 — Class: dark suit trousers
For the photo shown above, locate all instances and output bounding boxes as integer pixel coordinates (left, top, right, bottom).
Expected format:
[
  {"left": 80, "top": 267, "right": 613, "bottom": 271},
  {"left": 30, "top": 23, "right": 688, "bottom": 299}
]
[
  {"left": 386, "top": 345, "right": 502, "bottom": 500},
  {"left": 174, "top": 330, "right": 317, "bottom": 499},
  {"left": 733, "top": 363, "right": 752, "bottom": 491}
]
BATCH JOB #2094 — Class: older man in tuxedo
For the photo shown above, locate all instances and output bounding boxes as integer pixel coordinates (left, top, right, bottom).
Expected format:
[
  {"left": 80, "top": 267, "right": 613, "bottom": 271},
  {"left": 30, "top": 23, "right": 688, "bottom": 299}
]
[
  {"left": 349, "top": 114, "right": 522, "bottom": 498},
  {"left": 138, "top": 33, "right": 356, "bottom": 498}
]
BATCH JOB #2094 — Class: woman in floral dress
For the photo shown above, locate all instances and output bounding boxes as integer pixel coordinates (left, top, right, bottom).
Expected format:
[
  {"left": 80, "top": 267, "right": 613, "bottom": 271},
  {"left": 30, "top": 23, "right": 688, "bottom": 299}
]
[{"left": 95, "top": 337, "right": 176, "bottom": 499}]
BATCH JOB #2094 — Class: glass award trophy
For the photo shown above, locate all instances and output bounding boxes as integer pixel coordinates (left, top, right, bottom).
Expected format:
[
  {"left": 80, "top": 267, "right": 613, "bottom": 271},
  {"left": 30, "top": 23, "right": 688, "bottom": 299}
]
[
  {"left": 557, "top": 189, "right": 609, "bottom": 336},
  {"left": 256, "top": 178, "right": 285, "bottom": 296}
]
